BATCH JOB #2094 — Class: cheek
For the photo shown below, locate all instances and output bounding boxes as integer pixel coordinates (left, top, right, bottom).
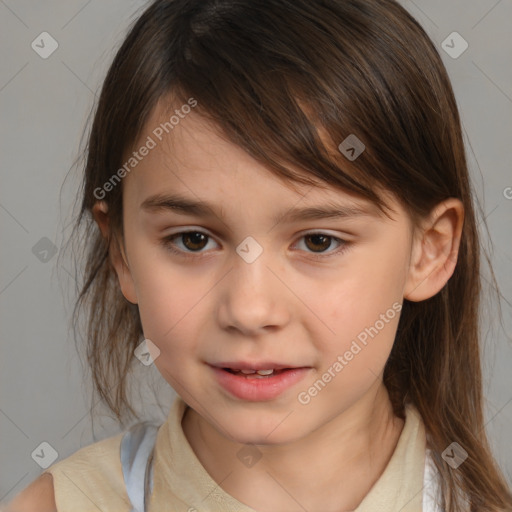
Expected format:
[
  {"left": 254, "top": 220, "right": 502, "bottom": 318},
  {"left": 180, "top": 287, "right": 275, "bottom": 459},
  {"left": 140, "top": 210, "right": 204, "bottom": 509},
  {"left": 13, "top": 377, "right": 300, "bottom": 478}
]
[
  {"left": 313, "top": 284, "right": 401, "bottom": 405},
  {"left": 346, "top": 235, "right": 407, "bottom": 311},
  {"left": 136, "top": 273, "right": 206, "bottom": 392},
  {"left": 318, "top": 242, "right": 407, "bottom": 361},
  {"left": 127, "top": 247, "right": 210, "bottom": 350}
]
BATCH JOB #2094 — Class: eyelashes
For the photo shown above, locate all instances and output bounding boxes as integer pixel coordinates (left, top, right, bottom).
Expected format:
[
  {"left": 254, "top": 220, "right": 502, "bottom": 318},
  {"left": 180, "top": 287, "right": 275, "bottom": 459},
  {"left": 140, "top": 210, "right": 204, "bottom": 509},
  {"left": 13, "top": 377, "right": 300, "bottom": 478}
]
[{"left": 159, "top": 230, "right": 351, "bottom": 261}]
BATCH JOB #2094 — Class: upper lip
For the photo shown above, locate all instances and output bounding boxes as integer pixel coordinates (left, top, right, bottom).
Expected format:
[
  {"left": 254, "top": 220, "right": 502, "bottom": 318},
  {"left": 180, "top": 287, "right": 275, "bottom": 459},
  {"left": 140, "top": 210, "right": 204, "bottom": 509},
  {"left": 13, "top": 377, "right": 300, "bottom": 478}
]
[{"left": 209, "top": 361, "right": 308, "bottom": 371}]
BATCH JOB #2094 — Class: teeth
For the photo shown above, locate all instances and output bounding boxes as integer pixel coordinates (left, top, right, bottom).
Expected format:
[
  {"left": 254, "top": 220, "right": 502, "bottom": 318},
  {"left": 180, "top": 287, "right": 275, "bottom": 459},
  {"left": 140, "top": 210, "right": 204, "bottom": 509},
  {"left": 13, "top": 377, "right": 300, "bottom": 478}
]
[
  {"left": 233, "top": 369, "right": 275, "bottom": 376},
  {"left": 256, "top": 369, "right": 274, "bottom": 375}
]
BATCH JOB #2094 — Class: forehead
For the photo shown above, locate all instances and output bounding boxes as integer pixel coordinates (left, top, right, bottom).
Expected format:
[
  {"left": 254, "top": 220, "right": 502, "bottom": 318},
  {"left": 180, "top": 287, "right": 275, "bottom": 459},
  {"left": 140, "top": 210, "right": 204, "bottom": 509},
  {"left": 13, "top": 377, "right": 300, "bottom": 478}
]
[{"left": 122, "top": 98, "right": 398, "bottom": 221}]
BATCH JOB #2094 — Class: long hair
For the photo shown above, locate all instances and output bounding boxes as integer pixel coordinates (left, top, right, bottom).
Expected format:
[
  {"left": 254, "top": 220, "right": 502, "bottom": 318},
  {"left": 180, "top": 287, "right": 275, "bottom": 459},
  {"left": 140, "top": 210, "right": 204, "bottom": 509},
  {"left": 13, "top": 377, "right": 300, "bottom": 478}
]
[{"left": 61, "top": 0, "right": 512, "bottom": 510}]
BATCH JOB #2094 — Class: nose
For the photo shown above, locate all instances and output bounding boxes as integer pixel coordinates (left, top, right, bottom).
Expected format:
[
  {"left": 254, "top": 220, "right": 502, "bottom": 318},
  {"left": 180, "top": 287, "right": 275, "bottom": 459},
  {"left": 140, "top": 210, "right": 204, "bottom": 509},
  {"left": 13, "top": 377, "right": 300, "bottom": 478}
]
[{"left": 216, "top": 245, "right": 291, "bottom": 336}]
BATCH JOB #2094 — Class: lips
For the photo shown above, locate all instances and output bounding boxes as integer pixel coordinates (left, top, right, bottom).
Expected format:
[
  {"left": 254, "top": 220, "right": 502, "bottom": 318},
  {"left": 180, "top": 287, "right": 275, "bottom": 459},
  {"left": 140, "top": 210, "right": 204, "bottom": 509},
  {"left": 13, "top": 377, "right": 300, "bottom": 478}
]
[{"left": 210, "top": 364, "right": 312, "bottom": 401}]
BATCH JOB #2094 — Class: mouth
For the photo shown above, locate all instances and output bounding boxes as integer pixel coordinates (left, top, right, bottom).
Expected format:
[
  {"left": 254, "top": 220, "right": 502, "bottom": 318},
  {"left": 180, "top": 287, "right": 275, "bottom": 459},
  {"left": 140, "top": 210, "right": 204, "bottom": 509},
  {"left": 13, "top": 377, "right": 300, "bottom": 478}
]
[{"left": 208, "top": 363, "right": 312, "bottom": 401}]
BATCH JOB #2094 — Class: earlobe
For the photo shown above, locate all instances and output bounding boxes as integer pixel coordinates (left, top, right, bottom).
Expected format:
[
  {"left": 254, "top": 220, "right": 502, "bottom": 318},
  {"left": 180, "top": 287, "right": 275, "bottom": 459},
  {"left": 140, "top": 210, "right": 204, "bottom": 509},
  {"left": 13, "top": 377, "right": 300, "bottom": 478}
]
[
  {"left": 404, "top": 198, "right": 464, "bottom": 302},
  {"left": 91, "top": 201, "right": 138, "bottom": 305}
]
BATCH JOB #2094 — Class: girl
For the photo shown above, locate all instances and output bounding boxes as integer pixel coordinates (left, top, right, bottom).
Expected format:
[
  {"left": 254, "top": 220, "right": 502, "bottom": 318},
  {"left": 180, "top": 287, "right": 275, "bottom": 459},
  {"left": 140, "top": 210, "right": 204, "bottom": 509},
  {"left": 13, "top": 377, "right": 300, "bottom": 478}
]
[{"left": 6, "top": 0, "right": 511, "bottom": 511}]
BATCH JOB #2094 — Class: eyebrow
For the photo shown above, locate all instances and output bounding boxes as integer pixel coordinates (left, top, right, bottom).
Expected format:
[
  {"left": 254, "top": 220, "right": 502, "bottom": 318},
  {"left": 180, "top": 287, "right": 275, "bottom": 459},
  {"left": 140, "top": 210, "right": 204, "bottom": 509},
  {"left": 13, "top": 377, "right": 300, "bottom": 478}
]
[{"left": 140, "top": 193, "right": 378, "bottom": 224}]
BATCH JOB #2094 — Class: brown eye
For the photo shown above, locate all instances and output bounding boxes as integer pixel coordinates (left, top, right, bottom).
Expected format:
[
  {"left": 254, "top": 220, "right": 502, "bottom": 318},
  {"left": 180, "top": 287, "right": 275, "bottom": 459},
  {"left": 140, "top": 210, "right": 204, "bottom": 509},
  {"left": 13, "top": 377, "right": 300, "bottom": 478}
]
[
  {"left": 303, "top": 234, "right": 334, "bottom": 253},
  {"left": 180, "top": 232, "right": 209, "bottom": 251},
  {"left": 294, "top": 232, "right": 349, "bottom": 260},
  {"left": 161, "top": 231, "right": 215, "bottom": 255},
  {"left": 161, "top": 230, "right": 350, "bottom": 261}
]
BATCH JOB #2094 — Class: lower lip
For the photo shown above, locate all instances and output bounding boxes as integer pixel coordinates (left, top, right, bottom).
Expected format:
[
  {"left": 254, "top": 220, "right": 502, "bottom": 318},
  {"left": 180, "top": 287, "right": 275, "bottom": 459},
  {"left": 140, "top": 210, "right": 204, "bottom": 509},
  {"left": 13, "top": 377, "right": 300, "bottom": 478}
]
[{"left": 210, "top": 366, "right": 311, "bottom": 401}]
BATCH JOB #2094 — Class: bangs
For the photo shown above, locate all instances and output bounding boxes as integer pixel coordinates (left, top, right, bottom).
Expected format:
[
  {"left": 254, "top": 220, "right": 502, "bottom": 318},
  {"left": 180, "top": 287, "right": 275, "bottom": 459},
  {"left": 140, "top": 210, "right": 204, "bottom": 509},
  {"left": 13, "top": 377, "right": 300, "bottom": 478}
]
[
  {"left": 156, "top": 0, "right": 418, "bottom": 219},
  {"left": 91, "top": 0, "right": 455, "bottom": 226}
]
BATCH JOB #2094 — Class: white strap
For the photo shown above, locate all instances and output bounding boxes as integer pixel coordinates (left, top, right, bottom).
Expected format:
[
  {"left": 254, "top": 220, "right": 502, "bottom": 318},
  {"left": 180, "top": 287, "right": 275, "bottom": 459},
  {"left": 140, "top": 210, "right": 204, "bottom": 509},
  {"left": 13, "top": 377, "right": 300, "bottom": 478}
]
[
  {"left": 422, "top": 449, "right": 444, "bottom": 511},
  {"left": 120, "top": 422, "right": 159, "bottom": 512}
]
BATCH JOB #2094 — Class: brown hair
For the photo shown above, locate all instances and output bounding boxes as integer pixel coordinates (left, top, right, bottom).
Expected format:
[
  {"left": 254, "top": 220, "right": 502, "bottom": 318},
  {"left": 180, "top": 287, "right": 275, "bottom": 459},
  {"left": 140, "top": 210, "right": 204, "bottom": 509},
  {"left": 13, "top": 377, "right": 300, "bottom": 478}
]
[{"left": 61, "top": 0, "right": 512, "bottom": 510}]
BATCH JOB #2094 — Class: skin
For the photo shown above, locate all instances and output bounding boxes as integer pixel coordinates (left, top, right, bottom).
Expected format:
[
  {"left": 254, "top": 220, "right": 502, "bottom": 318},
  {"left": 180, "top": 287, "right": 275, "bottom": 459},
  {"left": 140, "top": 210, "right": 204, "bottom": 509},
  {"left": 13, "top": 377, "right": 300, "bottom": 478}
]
[
  {"left": 91, "top": 99, "right": 464, "bottom": 512},
  {"left": 4, "top": 473, "right": 56, "bottom": 512}
]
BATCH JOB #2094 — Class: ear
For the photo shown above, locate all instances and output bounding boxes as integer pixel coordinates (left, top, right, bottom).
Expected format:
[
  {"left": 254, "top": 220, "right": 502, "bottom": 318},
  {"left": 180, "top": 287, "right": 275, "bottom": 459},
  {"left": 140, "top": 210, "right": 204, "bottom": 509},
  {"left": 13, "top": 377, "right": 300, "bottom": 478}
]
[
  {"left": 91, "top": 201, "right": 138, "bottom": 304},
  {"left": 404, "top": 198, "right": 464, "bottom": 302}
]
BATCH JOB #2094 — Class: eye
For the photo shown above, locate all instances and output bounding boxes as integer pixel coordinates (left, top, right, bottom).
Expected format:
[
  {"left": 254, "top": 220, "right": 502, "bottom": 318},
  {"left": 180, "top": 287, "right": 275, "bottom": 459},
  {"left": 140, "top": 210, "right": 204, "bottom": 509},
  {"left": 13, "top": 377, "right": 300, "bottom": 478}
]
[
  {"left": 292, "top": 232, "right": 349, "bottom": 259},
  {"left": 160, "top": 230, "right": 218, "bottom": 256},
  {"left": 160, "top": 230, "right": 350, "bottom": 260}
]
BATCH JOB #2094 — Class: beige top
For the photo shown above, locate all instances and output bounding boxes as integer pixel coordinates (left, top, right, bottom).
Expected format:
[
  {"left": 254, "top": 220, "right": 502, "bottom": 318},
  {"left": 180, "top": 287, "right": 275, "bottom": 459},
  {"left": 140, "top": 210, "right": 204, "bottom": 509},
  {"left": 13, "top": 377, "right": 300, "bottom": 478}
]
[{"left": 42, "top": 395, "right": 431, "bottom": 512}]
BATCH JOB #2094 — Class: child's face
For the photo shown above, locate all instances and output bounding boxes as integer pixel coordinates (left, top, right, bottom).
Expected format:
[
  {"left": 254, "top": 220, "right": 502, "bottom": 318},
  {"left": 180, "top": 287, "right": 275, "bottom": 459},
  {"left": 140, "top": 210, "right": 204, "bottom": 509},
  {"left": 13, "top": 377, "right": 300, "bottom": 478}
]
[{"left": 110, "top": 101, "right": 416, "bottom": 444}]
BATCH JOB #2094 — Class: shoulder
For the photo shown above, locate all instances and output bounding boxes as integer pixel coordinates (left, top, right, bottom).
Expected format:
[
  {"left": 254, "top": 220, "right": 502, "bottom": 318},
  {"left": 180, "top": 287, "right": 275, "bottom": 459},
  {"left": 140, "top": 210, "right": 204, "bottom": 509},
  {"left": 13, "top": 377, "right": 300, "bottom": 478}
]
[
  {"left": 43, "top": 430, "right": 126, "bottom": 479},
  {"left": 4, "top": 432, "right": 129, "bottom": 512},
  {"left": 2, "top": 473, "right": 56, "bottom": 512}
]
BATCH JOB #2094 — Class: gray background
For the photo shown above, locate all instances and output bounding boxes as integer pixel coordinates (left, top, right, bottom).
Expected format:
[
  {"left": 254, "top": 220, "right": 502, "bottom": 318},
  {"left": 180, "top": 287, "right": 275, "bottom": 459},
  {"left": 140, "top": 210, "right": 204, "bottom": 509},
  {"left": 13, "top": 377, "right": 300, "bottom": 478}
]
[{"left": 1, "top": 0, "right": 511, "bottom": 503}]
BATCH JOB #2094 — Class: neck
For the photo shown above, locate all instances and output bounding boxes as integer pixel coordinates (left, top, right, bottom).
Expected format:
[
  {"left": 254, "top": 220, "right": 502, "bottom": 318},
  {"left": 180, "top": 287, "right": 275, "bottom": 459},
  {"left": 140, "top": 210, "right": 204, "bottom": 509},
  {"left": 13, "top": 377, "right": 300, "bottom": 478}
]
[{"left": 182, "top": 381, "right": 404, "bottom": 512}]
